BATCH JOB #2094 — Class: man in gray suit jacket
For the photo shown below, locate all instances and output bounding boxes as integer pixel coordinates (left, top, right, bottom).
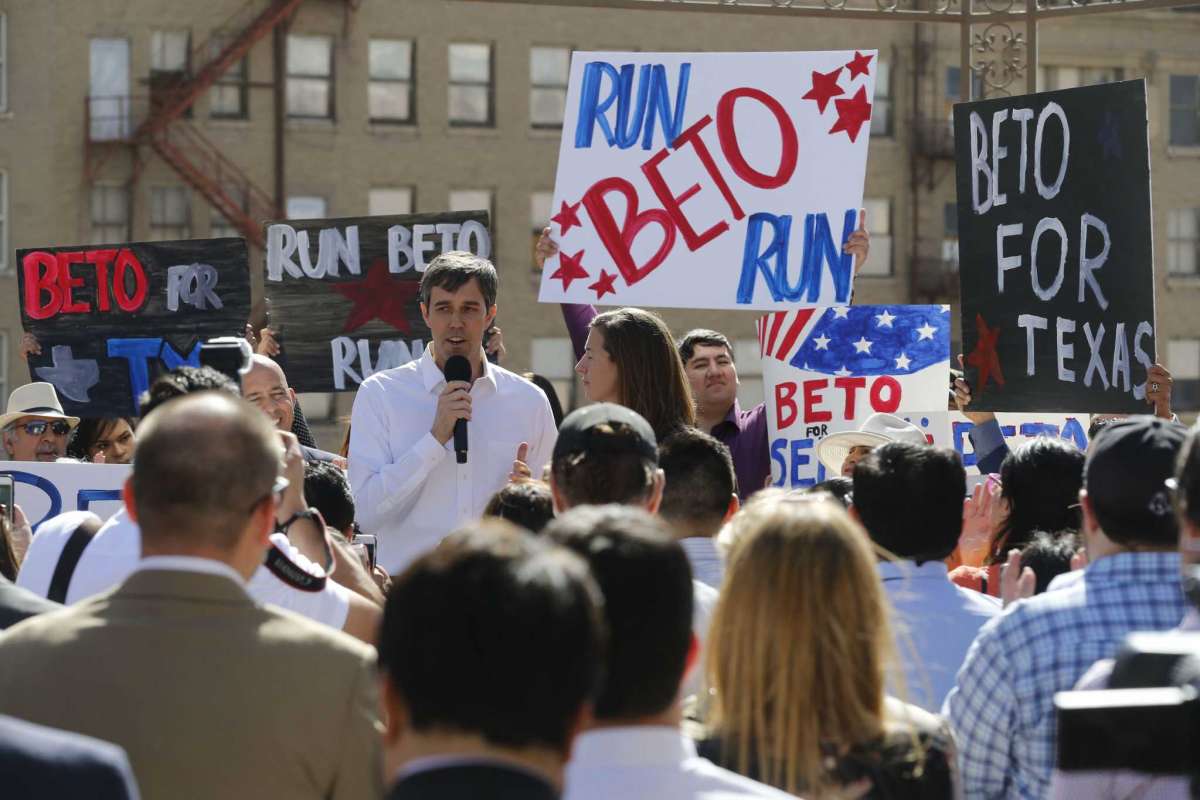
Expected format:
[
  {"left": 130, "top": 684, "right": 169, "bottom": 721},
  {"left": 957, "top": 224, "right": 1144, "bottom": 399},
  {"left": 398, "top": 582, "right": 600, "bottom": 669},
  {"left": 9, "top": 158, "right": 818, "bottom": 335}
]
[
  {"left": 0, "top": 714, "right": 140, "bottom": 799},
  {"left": 0, "top": 391, "right": 381, "bottom": 800}
]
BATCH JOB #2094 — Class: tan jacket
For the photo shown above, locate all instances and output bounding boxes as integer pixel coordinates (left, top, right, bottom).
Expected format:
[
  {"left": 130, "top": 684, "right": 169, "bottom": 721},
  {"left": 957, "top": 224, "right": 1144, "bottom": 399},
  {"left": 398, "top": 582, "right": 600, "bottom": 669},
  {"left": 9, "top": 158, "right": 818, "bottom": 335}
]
[{"left": 0, "top": 568, "right": 382, "bottom": 800}]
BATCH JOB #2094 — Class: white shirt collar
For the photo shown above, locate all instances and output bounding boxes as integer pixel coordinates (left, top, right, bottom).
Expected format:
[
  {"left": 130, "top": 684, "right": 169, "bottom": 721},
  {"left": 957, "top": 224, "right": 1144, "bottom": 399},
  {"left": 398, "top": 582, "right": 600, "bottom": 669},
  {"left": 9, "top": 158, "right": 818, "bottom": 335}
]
[
  {"left": 133, "top": 555, "right": 247, "bottom": 586},
  {"left": 877, "top": 559, "right": 950, "bottom": 582},
  {"left": 395, "top": 755, "right": 548, "bottom": 784},
  {"left": 419, "top": 347, "right": 497, "bottom": 394},
  {"left": 570, "top": 726, "right": 695, "bottom": 768}
]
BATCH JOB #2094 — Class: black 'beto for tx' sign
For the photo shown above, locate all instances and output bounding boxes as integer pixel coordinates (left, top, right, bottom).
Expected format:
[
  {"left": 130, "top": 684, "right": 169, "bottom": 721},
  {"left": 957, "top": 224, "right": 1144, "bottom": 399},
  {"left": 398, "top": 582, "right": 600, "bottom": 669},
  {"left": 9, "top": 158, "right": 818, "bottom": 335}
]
[
  {"left": 17, "top": 238, "right": 251, "bottom": 418},
  {"left": 263, "top": 211, "right": 491, "bottom": 393},
  {"left": 954, "top": 80, "right": 1155, "bottom": 412}
]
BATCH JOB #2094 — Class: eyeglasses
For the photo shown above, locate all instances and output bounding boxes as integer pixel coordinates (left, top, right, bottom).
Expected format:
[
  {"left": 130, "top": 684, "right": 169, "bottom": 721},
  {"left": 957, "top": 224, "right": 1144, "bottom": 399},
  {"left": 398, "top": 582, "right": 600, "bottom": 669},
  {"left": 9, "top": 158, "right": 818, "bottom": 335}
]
[
  {"left": 15, "top": 420, "right": 71, "bottom": 437},
  {"left": 249, "top": 476, "right": 290, "bottom": 514}
]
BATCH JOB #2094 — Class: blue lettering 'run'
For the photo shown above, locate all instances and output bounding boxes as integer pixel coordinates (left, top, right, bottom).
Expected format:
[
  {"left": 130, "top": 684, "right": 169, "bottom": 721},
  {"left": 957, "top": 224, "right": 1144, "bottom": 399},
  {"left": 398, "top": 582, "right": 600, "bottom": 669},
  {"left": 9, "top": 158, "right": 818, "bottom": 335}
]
[
  {"left": 107, "top": 338, "right": 202, "bottom": 413},
  {"left": 574, "top": 61, "right": 690, "bottom": 151},
  {"left": 737, "top": 209, "right": 856, "bottom": 305}
]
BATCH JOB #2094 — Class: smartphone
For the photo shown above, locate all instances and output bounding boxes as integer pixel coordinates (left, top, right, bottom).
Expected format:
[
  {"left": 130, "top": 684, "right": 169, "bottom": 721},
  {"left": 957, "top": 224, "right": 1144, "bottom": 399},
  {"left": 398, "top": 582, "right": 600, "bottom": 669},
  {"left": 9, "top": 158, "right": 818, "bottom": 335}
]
[
  {"left": 199, "top": 337, "right": 252, "bottom": 384},
  {"left": 351, "top": 533, "right": 378, "bottom": 571},
  {"left": 0, "top": 475, "right": 14, "bottom": 527}
]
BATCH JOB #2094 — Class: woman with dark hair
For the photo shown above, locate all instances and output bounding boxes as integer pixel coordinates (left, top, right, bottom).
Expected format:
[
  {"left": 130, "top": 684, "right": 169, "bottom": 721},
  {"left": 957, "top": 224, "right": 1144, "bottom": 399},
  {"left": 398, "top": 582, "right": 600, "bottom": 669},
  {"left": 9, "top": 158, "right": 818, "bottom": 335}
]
[
  {"left": 951, "top": 436, "right": 1084, "bottom": 596},
  {"left": 67, "top": 418, "right": 137, "bottom": 464},
  {"left": 575, "top": 307, "right": 695, "bottom": 440}
]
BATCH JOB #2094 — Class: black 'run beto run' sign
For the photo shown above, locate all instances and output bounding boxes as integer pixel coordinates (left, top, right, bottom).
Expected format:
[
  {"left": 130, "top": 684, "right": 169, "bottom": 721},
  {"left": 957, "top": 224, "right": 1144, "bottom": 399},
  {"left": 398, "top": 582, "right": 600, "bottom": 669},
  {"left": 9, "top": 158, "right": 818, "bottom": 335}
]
[
  {"left": 262, "top": 210, "right": 492, "bottom": 394},
  {"left": 954, "top": 79, "right": 1155, "bottom": 413},
  {"left": 17, "top": 238, "right": 251, "bottom": 418}
]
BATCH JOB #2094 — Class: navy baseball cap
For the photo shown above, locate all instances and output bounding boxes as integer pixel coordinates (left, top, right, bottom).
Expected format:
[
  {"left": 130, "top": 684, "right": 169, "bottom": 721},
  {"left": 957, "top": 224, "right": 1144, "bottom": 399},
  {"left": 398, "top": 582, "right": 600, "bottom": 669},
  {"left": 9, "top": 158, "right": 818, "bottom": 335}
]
[{"left": 553, "top": 403, "right": 658, "bottom": 463}]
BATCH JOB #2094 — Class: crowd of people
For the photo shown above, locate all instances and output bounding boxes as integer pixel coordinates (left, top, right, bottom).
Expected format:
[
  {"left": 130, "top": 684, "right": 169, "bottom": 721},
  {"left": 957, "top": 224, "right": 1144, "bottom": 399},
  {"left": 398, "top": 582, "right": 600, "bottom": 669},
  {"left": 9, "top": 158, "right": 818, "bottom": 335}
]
[{"left": 0, "top": 238, "right": 1197, "bottom": 800}]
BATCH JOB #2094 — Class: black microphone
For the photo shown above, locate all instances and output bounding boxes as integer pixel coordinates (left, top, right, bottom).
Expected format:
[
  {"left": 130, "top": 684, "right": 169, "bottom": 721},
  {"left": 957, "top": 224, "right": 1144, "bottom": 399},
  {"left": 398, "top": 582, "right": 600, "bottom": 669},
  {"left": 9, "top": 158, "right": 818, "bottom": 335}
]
[{"left": 443, "top": 355, "right": 472, "bottom": 464}]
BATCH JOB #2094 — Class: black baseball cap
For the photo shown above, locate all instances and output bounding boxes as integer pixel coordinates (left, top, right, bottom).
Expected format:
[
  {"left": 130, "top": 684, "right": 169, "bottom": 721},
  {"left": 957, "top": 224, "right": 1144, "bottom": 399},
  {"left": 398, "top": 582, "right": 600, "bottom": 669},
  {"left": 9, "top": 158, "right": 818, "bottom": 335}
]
[
  {"left": 1084, "top": 415, "right": 1187, "bottom": 546},
  {"left": 553, "top": 403, "right": 658, "bottom": 463}
]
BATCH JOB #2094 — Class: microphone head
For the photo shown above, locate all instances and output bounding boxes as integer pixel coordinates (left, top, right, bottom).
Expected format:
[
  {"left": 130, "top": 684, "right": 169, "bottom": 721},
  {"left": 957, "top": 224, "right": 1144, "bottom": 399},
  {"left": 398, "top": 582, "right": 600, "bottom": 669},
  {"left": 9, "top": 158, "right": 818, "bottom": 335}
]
[{"left": 443, "top": 355, "right": 473, "bottom": 384}]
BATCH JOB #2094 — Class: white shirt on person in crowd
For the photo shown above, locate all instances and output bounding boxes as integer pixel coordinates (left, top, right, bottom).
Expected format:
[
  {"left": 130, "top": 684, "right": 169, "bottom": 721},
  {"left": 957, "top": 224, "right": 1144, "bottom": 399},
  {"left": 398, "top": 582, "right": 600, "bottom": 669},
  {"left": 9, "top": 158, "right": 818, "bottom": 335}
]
[
  {"left": 348, "top": 348, "right": 556, "bottom": 575},
  {"left": 878, "top": 558, "right": 1000, "bottom": 712},
  {"left": 17, "top": 509, "right": 352, "bottom": 629},
  {"left": 681, "top": 537, "right": 724, "bottom": 590},
  {"left": 684, "top": 579, "right": 719, "bottom": 701},
  {"left": 564, "top": 726, "right": 792, "bottom": 800}
]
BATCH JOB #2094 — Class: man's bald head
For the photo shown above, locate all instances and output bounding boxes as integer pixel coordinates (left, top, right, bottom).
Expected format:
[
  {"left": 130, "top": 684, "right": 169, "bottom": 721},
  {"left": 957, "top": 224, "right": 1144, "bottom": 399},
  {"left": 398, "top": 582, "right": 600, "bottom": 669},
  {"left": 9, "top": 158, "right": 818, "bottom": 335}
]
[
  {"left": 242, "top": 355, "right": 296, "bottom": 432},
  {"left": 131, "top": 391, "right": 281, "bottom": 550}
]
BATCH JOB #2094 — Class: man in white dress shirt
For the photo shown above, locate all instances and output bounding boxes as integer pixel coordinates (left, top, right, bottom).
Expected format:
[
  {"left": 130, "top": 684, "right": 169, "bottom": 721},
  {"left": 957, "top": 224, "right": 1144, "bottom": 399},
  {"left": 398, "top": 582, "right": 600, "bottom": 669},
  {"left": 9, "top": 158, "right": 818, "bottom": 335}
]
[
  {"left": 349, "top": 252, "right": 556, "bottom": 574},
  {"left": 544, "top": 505, "right": 790, "bottom": 800},
  {"left": 851, "top": 441, "right": 999, "bottom": 712}
]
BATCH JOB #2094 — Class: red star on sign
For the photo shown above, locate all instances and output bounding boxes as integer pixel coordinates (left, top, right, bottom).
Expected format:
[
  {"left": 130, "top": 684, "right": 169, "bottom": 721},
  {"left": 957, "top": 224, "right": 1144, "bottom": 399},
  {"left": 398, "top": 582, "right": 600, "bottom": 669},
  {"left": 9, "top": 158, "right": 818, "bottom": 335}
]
[
  {"left": 551, "top": 200, "right": 583, "bottom": 236},
  {"left": 588, "top": 269, "right": 618, "bottom": 300},
  {"left": 966, "top": 313, "right": 1005, "bottom": 391},
  {"left": 549, "top": 249, "right": 591, "bottom": 291},
  {"left": 801, "top": 67, "right": 844, "bottom": 113},
  {"left": 846, "top": 51, "right": 874, "bottom": 79},
  {"left": 828, "top": 86, "right": 873, "bottom": 143},
  {"left": 331, "top": 257, "right": 420, "bottom": 334}
]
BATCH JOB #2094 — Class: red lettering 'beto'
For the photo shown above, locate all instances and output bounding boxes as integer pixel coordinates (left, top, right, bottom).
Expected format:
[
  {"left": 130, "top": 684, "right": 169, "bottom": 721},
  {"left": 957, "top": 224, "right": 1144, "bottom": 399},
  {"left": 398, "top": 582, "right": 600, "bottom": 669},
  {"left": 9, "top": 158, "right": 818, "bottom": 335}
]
[
  {"left": 803, "top": 379, "right": 832, "bottom": 423},
  {"left": 869, "top": 376, "right": 902, "bottom": 412},
  {"left": 19, "top": 247, "right": 148, "bottom": 320},
  {"left": 775, "top": 381, "right": 799, "bottom": 429},
  {"left": 716, "top": 87, "right": 799, "bottom": 190}
]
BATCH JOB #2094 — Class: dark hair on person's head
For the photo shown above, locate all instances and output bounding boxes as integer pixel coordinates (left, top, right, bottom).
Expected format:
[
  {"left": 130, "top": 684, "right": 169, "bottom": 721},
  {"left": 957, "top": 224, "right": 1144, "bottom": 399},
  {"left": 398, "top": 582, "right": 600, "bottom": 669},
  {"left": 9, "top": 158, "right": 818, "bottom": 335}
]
[
  {"left": 484, "top": 480, "right": 555, "bottom": 533},
  {"left": 418, "top": 251, "right": 498, "bottom": 309},
  {"left": 1018, "top": 530, "right": 1079, "bottom": 594},
  {"left": 590, "top": 308, "right": 696, "bottom": 439},
  {"left": 995, "top": 437, "right": 1084, "bottom": 563},
  {"left": 677, "top": 329, "right": 734, "bottom": 365},
  {"left": 852, "top": 442, "right": 966, "bottom": 563},
  {"left": 551, "top": 424, "right": 658, "bottom": 508},
  {"left": 132, "top": 392, "right": 280, "bottom": 549},
  {"left": 379, "top": 520, "right": 605, "bottom": 755},
  {"left": 544, "top": 505, "right": 693, "bottom": 721},
  {"left": 524, "top": 373, "right": 564, "bottom": 429},
  {"left": 1177, "top": 425, "right": 1200, "bottom": 527},
  {"left": 808, "top": 477, "right": 854, "bottom": 509},
  {"left": 658, "top": 428, "right": 736, "bottom": 526},
  {"left": 139, "top": 365, "right": 239, "bottom": 419},
  {"left": 67, "top": 417, "right": 137, "bottom": 462},
  {"left": 304, "top": 461, "right": 355, "bottom": 535}
]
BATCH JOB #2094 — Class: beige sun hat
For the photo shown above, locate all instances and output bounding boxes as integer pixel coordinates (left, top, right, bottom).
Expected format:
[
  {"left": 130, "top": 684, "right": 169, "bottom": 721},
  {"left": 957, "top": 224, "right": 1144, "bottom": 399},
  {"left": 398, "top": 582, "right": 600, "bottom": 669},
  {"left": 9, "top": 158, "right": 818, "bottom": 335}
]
[
  {"left": 0, "top": 382, "right": 81, "bottom": 431},
  {"left": 816, "top": 412, "right": 928, "bottom": 476}
]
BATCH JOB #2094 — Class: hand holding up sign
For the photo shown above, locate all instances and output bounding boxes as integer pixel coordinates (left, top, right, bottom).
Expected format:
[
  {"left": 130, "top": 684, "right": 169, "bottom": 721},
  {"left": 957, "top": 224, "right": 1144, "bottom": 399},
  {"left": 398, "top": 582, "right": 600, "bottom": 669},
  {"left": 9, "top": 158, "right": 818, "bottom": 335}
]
[
  {"left": 509, "top": 442, "right": 532, "bottom": 482},
  {"left": 1145, "top": 363, "right": 1173, "bottom": 420},
  {"left": 534, "top": 227, "right": 558, "bottom": 271},
  {"left": 842, "top": 208, "right": 870, "bottom": 276}
]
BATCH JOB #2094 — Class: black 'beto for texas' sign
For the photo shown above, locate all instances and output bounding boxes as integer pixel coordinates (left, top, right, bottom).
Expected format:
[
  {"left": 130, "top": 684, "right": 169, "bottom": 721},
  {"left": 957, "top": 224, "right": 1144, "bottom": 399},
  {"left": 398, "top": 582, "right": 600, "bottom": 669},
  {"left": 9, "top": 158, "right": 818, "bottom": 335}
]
[
  {"left": 263, "top": 211, "right": 491, "bottom": 394},
  {"left": 17, "top": 238, "right": 251, "bottom": 418},
  {"left": 954, "top": 80, "right": 1154, "bottom": 413}
]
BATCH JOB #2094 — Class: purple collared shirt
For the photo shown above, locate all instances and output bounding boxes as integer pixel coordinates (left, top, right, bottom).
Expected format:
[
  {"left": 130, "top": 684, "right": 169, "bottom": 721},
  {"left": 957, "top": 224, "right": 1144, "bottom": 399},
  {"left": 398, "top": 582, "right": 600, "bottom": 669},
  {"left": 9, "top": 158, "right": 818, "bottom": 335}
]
[{"left": 562, "top": 303, "right": 769, "bottom": 498}]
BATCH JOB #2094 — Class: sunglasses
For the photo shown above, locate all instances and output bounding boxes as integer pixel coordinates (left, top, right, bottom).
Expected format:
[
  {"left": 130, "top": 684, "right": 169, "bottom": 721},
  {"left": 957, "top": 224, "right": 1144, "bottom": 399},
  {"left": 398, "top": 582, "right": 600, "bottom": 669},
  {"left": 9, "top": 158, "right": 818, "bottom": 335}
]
[
  {"left": 16, "top": 420, "right": 71, "bottom": 437},
  {"left": 249, "top": 476, "right": 290, "bottom": 514}
]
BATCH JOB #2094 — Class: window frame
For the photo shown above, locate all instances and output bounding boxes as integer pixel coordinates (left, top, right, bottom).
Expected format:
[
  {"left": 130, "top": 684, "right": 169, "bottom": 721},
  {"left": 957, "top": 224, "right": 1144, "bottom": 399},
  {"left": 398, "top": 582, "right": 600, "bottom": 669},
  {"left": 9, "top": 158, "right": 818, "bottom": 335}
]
[
  {"left": 0, "top": 170, "right": 7, "bottom": 274},
  {"left": 858, "top": 197, "right": 894, "bottom": 277},
  {"left": 368, "top": 38, "right": 415, "bottom": 125},
  {"left": 286, "top": 195, "right": 328, "bottom": 220},
  {"left": 448, "top": 42, "right": 494, "bottom": 128},
  {"left": 208, "top": 36, "right": 248, "bottom": 120},
  {"left": 149, "top": 185, "right": 192, "bottom": 241},
  {"left": 1169, "top": 74, "right": 1200, "bottom": 148},
  {"left": 286, "top": 34, "right": 335, "bottom": 120},
  {"left": 368, "top": 187, "right": 415, "bottom": 216},
  {"left": 0, "top": 13, "right": 8, "bottom": 113},
  {"left": 529, "top": 46, "right": 571, "bottom": 129},
  {"left": 90, "top": 183, "right": 131, "bottom": 244},
  {"left": 1167, "top": 207, "right": 1200, "bottom": 277},
  {"left": 871, "top": 58, "right": 893, "bottom": 138}
]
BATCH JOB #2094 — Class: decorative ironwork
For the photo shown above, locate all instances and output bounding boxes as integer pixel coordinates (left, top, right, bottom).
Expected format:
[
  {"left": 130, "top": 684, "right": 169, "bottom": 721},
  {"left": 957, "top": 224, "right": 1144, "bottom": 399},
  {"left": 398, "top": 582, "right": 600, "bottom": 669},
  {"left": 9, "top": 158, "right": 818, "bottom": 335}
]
[{"left": 971, "top": 22, "right": 1026, "bottom": 96}]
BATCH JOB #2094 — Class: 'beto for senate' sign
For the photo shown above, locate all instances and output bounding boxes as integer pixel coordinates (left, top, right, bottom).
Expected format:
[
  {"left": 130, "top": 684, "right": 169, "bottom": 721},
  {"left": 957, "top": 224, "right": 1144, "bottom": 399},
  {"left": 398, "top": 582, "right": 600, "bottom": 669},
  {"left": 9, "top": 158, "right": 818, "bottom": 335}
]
[{"left": 954, "top": 80, "right": 1154, "bottom": 412}]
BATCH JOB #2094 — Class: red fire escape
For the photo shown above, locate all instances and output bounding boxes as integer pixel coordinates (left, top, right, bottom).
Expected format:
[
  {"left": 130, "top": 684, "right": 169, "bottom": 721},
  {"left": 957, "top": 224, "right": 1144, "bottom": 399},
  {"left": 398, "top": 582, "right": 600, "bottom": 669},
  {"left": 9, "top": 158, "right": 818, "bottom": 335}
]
[{"left": 84, "top": 0, "right": 334, "bottom": 248}]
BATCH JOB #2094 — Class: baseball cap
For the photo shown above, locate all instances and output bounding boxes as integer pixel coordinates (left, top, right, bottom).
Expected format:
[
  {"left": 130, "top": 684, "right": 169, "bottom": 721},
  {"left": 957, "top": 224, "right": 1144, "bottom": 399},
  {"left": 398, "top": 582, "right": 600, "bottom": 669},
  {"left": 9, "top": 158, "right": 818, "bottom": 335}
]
[
  {"left": 553, "top": 403, "right": 658, "bottom": 463},
  {"left": 1084, "top": 415, "right": 1187, "bottom": 545}
]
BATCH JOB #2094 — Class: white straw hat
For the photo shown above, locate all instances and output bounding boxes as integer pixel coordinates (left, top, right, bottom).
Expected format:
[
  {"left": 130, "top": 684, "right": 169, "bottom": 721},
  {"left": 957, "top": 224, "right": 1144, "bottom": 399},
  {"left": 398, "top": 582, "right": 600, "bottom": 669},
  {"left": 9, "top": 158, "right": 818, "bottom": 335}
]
[
  {"left": 816, "top": 412, "right": 928, "bottom": 476},
  {"left": 0, "top": 382, "right": 81, "bottom": 431}
]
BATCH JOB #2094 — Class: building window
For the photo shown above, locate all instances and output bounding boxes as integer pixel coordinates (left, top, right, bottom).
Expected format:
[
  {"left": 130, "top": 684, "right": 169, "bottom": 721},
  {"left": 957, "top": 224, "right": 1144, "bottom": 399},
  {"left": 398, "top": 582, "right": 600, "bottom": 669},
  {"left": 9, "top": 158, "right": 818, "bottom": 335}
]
[
  {"left": 368, "top": 39, "right": 413, "bottom": 123},
  {"left": 531, "top": 337, "right": 578, "bottom": 412},
  {"left": 287, "top": 35, "right": 333, "bottom": 119},
  {"left": 368, "top": 187, "right": 413, "bottom": 216},
  {"left": 448, "top": 43, "right": 492, "bottom": 126},
  {"left": 942, "top": 202, "right": 959, "bottom": 266},
  {"left": 150, "top": 30, "right": 191, "bottom": 117},
  {"left": 0, "top": 171, "right": 7, "bottom": 274},
  {"left": 530, "top": 47, "right": 570, "bottom": 128},
  {"left": 287, "top": 195, "right": 327, "bottom": 220},
  {"left": 211, "top": 184, "right": 246, "bottom": 238},
  {"left": 208, "top": 38, "right": 247, "bottom": 119},
  {"left": 1168, "top": 208, "right": 1200, "bottom": 276},
  {"left": 1168, "top": 339, "right": 1200, "bottom": 411},
  {"left": 871, "top": 60, "right": 892, "bottom": 137},
  {"left": 1038, "top": 66, "right": 1124, "bottom": 92},
  {"left": 530, "top": 190, "right": 553, "bottom": 265},
  {"left": 1169, "top": 75, "right": 1200, "bottom": 148},
  {"left": 449, "top": 189, "right": 493, "bottom": 217},
  {"left": 90, "top": 185, "right": 129, "bottom": 243},
  {"left": 858, "top": 198, "right": 892, "bottom": 276},
  {"left": 150, "top": 186, "right": 191, "bottom": 240},
  {"left": 0, "top": 330, "right": 7, "bottom": 403},
  {"left": 733, "top": 339, "right": 765, "bottom": 415},
  {"left": 0, "top": 14, "right": 7, "bottom": 112}
]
